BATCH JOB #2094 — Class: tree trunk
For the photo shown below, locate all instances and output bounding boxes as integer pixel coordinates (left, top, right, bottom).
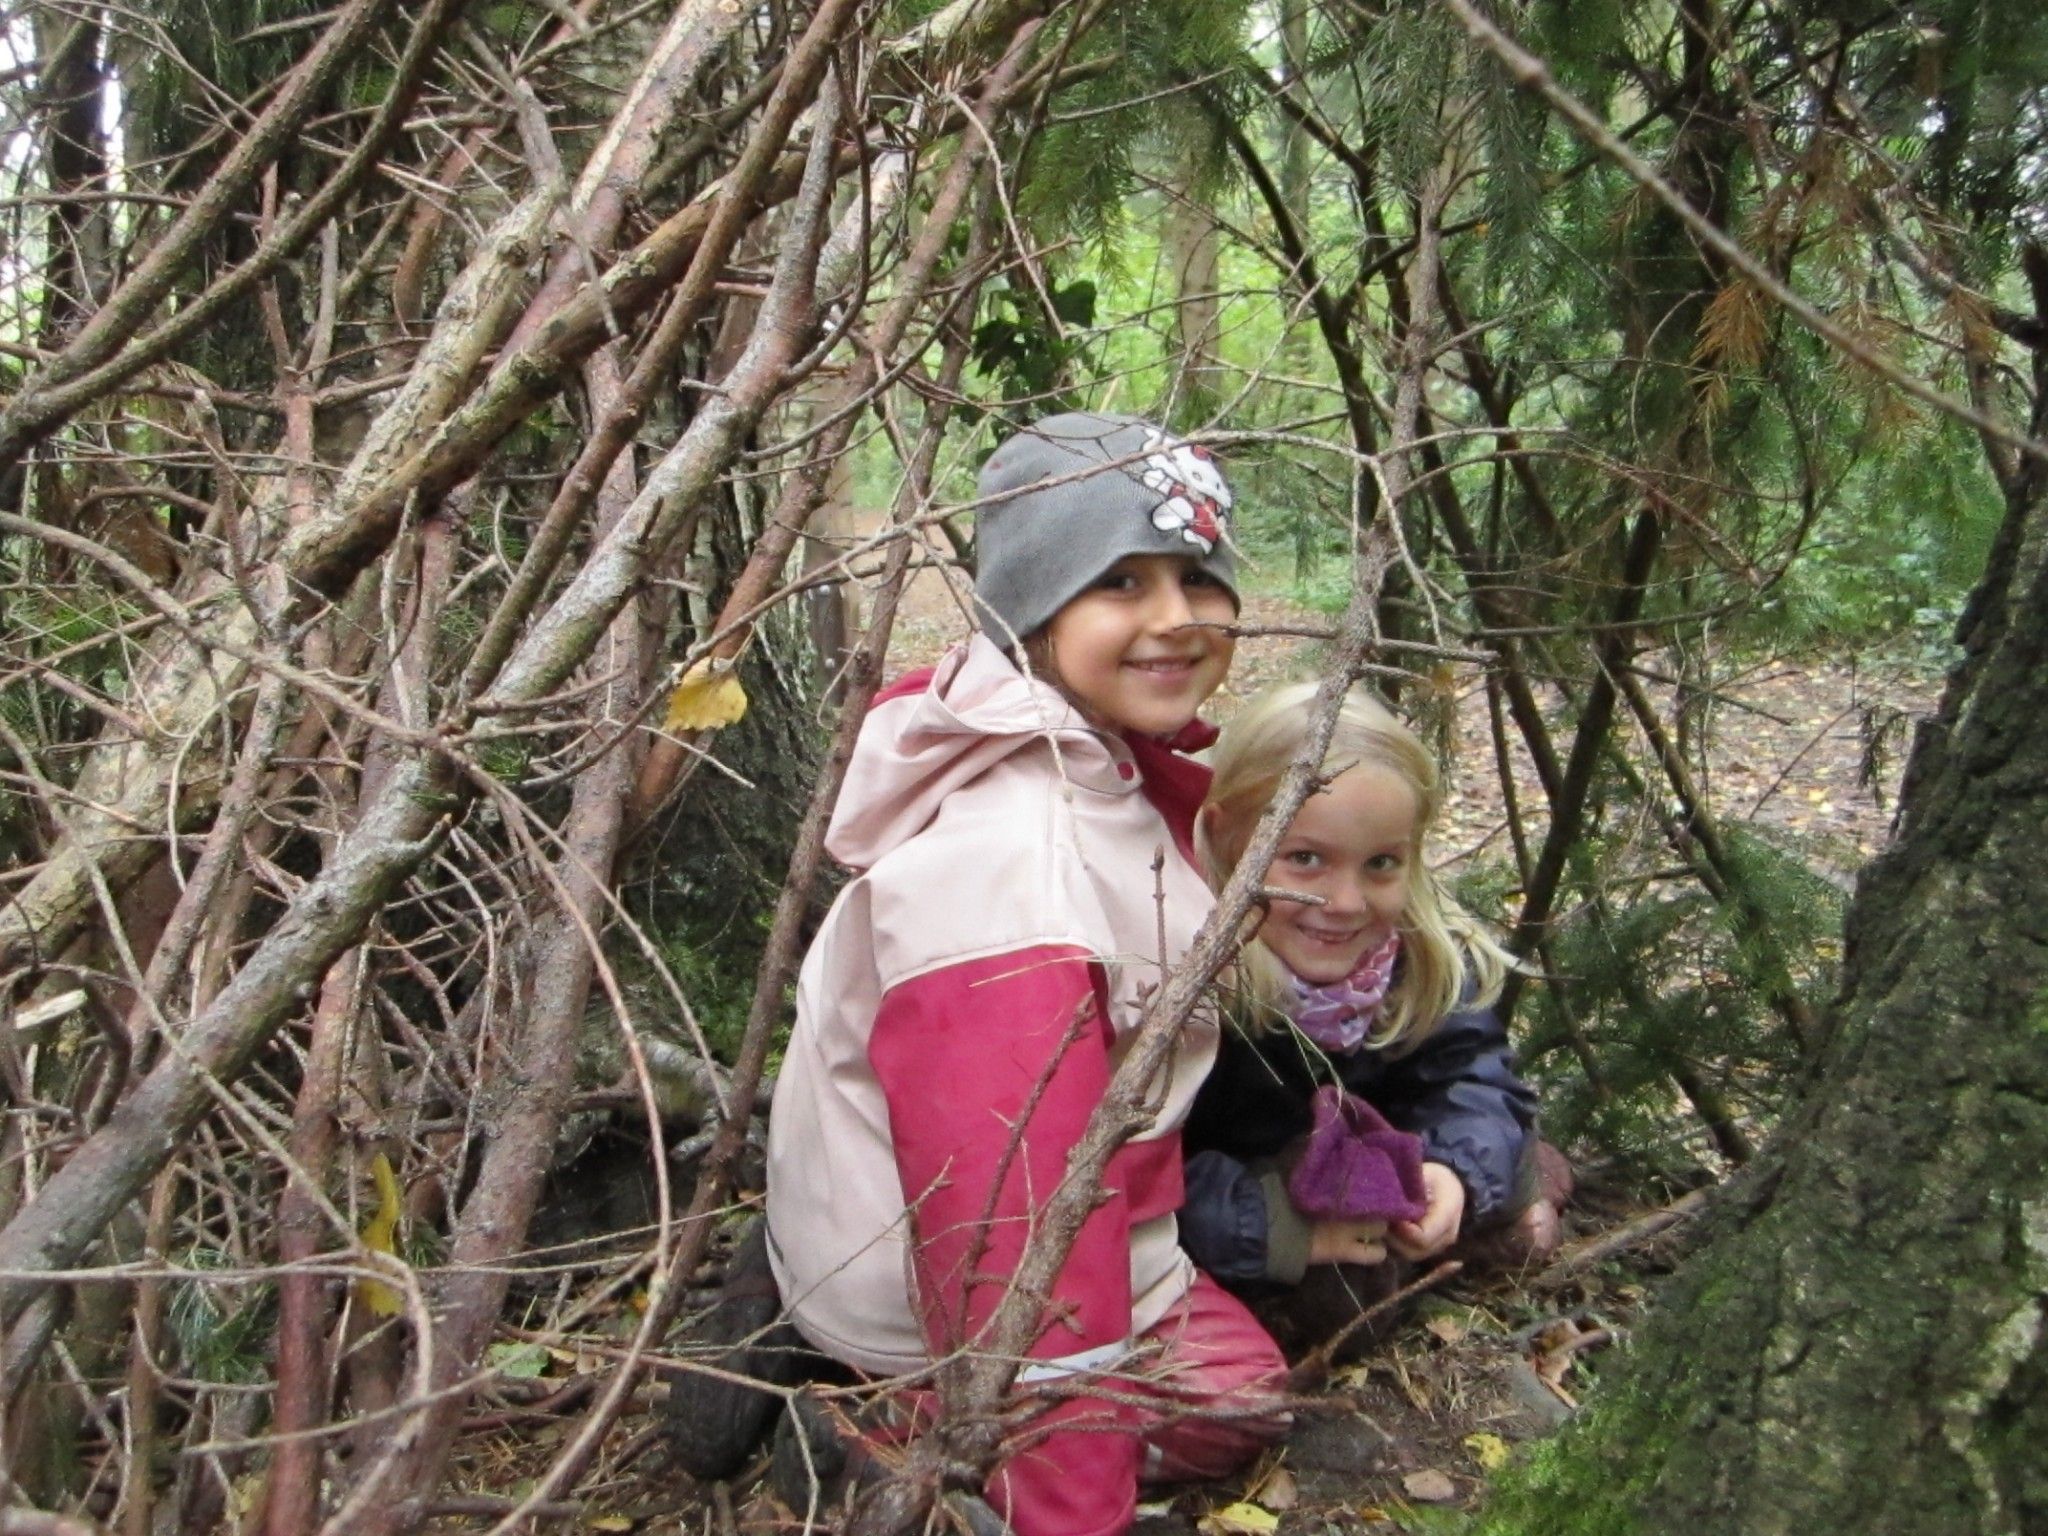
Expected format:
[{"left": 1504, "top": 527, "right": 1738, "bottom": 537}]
[
  {"left": 1488, "top": 472, "right": 2048, "bottom": 1533},
  {"left": 1164, "top": 165, "right": 1223, "bottom": 419}
]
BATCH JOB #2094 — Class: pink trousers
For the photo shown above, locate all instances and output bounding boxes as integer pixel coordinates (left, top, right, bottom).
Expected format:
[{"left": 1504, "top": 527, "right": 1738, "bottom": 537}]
[{"left": 981, "top": 1273, "right": 1290, "bottom": 1536}]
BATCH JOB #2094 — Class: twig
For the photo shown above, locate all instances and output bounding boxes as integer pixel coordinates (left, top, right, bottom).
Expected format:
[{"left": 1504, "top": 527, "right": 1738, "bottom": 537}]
[
  {"left": 1285, "top": 1260, "right": 1464, "bottom": 1393},
  {"left": 1532, "top": 1188, "right": 1711, "bottom": 1289}
]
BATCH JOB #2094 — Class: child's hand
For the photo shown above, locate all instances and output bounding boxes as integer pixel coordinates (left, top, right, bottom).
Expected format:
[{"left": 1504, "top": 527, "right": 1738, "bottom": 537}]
[
  {"left": 1308, "top": 1218, "right": 1388, "bottom": 1268},
  {"left": 1388, "top": 1163, "right": 1466, "bottom": 1260}
]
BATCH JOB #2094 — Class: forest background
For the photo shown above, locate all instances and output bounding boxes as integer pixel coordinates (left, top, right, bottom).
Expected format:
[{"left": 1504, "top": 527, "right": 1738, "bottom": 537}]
[{"left": 0, "top": 0, "right": 2041, "bottom": 1532}]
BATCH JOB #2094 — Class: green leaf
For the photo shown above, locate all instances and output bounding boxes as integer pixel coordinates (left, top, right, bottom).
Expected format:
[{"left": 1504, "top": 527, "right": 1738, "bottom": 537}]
[{"left": 488, "top": 1341, "right": 551, "bottom": 1380}]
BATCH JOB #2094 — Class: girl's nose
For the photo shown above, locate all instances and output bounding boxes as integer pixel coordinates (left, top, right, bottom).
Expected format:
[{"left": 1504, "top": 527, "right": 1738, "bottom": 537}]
[
  {"left": 1320, "top": 872, "right": 1367, "bottom": 914},
  {"left": 1143, "top": 575, "right": 1197, "bottom": 631}
]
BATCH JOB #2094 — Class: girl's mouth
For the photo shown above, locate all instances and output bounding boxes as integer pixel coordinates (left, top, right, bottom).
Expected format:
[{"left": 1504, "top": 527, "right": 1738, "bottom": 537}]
[{"left": 1298, "top": 924, "right": 1374, "bottom": 946}]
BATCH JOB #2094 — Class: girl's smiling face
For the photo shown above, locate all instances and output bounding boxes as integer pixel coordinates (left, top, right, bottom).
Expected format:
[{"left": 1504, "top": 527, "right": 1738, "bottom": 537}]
[
  {"left": 1034, "top": 554, "right": 1236, "bottom": 737},
  {"left": 1255, "top": 762, "right": 1420, "bottom": 985}
]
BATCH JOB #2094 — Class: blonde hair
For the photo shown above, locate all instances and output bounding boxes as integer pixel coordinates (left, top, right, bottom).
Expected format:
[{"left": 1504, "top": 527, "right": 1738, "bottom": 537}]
[{"left": 1196, "top": 682, "right": 1517, "bottom": 1049}]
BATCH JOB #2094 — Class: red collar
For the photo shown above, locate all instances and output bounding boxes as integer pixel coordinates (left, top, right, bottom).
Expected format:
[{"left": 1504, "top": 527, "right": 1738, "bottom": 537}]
[{"left": 1124, "top": 720, "right": 1216, "bottom": 869}]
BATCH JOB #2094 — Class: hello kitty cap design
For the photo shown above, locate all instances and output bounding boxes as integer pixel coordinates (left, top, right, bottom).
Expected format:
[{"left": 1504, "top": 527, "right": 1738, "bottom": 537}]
[
  {"left": 972, "top": 412, "right": 1241, "bottom": 643},
  {"left": 1137, "top": 431, "right": 1232, "bottom": 554}
]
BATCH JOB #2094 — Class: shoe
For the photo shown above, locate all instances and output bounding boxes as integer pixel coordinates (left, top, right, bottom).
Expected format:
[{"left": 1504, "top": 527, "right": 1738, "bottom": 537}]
[
  {"left": 1532, "top": 1139, "right": 1575, "bottom": 1208},
  {"left": 768, "top": 1388, "right": 876, "bottom": 1514},
  {"left": 661, "top": 1217, "right": 812, "bottom": 1480},
  {"left": 1271, "top": 1258, "right": 1411, "bottom": 1362},
  {"left": 1459, "top": 1141, "right": 1574, "bottom": 1270}
]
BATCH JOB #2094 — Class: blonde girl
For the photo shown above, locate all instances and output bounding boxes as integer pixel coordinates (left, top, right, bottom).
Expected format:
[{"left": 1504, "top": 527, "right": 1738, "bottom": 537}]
[{"left": 1180, "top": 683, "right": 1565, "bottom": 1302}]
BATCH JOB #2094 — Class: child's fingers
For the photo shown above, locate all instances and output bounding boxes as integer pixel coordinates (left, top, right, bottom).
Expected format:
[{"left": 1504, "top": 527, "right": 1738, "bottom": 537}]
[
  {"left": 1387, "top": 1218, "right": 1452, "bottom": 1260},
  {"left": 1310, "top": 1220, "right": 1391, "bottom": 1267}
]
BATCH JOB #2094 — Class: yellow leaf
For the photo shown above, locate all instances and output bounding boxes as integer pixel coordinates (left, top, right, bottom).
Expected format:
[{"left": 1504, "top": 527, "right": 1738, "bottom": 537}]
[
  {"left": 356, "top": 1153, "right": 405, "bottom": 1318},
  {"left": 1198, "top": 1503, "right": 1279, "bottom": 1536},
  {"left": 663, "top": 659, "right": 748, "bottom": 732},
  {"left": 587, "top": 1517, "right": 635, "bottom": 1532},
  {"left": 1330, "top": 1361, "right": 1374, "bottom": 1391},
  {"left": 1464, "top": 1432, "right": 1512, "bottom": 1472}
]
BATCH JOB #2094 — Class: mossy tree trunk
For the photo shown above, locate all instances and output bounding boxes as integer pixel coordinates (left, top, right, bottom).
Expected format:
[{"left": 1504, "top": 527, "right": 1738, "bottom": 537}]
[{"left": 1492, "top": 459, "right": 2048, "bottom": 1533}]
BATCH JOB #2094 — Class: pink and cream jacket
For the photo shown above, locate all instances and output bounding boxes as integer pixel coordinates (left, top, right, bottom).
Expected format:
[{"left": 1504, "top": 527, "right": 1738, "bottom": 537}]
[{"left": 765, "top": 635, "right": 1221, "bottom": 1388}]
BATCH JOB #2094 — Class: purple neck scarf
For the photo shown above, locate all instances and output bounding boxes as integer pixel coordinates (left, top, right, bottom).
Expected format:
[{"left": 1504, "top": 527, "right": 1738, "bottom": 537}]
[{"left": 1287, "top": 932, "right": 1402, "bottom": 1053}]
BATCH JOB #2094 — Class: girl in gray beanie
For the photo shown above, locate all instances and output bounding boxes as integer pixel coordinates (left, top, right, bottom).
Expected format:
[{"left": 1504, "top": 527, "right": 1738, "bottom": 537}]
[
  {"left": 972, "top": 411, "right": 1240, "bottom": 645},
  {"left": 757, "top": 413, "right": 1289, "bottom": 1534}
]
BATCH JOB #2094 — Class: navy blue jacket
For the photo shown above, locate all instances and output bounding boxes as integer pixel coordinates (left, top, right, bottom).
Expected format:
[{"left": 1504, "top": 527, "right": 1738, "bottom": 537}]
[{"left": 1180, "top": 997, "right": 1537, "bottom": 1285}]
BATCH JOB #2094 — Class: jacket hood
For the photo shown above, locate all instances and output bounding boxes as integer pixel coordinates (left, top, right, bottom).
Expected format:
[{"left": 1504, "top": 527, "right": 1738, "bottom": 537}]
[{"left": 826, "top": 634, "right": 1127, "bottom": 871}]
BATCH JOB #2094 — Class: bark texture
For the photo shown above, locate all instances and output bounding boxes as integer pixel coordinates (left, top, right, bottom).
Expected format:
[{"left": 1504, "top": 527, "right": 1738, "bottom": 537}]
[{"left": 1487, "top": 481, "right": 2048, "bottom": 1534}]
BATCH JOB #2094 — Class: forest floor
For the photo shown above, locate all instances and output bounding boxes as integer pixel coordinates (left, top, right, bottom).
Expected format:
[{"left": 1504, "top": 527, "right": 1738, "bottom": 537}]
[{"left": 450, "top": 572, "right": 1944, "bottom": 1533}]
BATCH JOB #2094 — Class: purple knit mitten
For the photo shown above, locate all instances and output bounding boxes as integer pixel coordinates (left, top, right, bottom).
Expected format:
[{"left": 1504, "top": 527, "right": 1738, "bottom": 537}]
[{"left": 1286, "top": 1085, "right": 1430, "bottom": 1224}]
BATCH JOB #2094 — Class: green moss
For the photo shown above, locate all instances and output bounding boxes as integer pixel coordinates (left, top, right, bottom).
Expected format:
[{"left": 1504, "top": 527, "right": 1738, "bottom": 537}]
[{"left": 1474, "top": 1384, "right": 1672, "bottom": 1536}]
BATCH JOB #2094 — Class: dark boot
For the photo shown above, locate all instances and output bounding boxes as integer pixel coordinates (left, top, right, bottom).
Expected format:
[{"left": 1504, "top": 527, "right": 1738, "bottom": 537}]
[
  {"left": 1460, "top": 1140, "right": 1576, "bottom": 1271},
  {"left": 660, "top": 1217, "right": 811, "bottom": 1480},
  {"left": 767, "top": 1388, "right": 877, "bottom": 1514},
  {"left": 1269, "top": 1257, "right": 1412, "bottom": 1363}
]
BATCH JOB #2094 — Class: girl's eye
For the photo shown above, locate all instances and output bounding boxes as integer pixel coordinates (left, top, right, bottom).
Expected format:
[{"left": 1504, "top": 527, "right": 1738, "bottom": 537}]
[
  {"left": 1092, "top": 570, "right": 1139, "bottom": 593},
  {"left": 1183, "top": 567, "right": 1223, "bottom": 589},
  {"left": 1282, "top": 849, "right": 1321, "bottom": 869},
  {"left": 1366, "top": 852, "right": 1405, "bottom": 874}
]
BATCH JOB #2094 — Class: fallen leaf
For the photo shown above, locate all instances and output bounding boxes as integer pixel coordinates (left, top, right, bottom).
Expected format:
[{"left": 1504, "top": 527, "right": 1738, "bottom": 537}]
[
  {"left": 1198, "top": 1502, "right": 1280, "bottom": 1535},
  {"left": 355, "top": 1152, "right": 405, "bottom": 1317},
  {"left": 1402, "top": 1469, "right": 1458, "bottom": 1503},
  {"left": 1247, "top": 1466, "right": 1299, "bottom": 1511},
  {"left": 587, "top": 1518, "right": 634, "bottom": 1532},
  {"left": 1423, "top": 1313, "right": 1468, "bottom": 1345},
  {"left": 1330, "top": 1361, "right": 1374, "bottom": 1392},
  {"left": 1464, "top": 1432, "right": 1511, "bottom": 1472},
  {"left": 487, "top": 1341, "right": 551, "bottom": 1380},
  {"left": 663, "top": 658, "right": 748, "bottom": 732}
]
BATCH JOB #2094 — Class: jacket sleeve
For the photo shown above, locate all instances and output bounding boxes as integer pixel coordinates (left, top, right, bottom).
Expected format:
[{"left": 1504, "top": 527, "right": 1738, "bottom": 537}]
[
  {"left": 1181, "top": 1151, "right": 1314, "bottom": 1286},
  {"left": 1361, "top": 1001, "right": 1537, "bottom": 1227},
  {"left": 867, "top": 944, "right": 1138, "bottom": 1536}
]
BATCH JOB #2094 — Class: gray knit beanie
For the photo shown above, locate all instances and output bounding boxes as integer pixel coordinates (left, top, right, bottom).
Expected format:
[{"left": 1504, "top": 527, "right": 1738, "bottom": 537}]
[{"left": 972, "top": 412, "right": 1240, "bottom": 644}]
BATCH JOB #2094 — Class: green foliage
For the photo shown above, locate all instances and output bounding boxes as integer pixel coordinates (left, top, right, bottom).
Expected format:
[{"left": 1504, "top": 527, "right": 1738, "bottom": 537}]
[
  {"left": 127, "top": 0, "right": 399, "bottom": 168},
  {"left": 1328, "top": 4, "right": 1464, "bottom": 187},
  {"left": 1011, "top": 0, "right": 1256, "bottom": 251},
  {"left": 475, "top": 736, "right": 532, "bottom": 784},
  {"left": 968, "top": 279, "right": 1100, "bottom": 419},
  {"left": 168, "top": 1250, "right": 275, "bottom": 1384},
  {"left": 1759, "top": 415, "right": 2004, "bottom": 652},
  {"left": 1523, "top": 823, "right": 1844, "bottom": 1178},
  {"left": 1473, "top": 1378, "right": 1666, "bottom": 1536},
  {"left": 648, "top": 925, "right": 762, "bottom": 1066}
]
